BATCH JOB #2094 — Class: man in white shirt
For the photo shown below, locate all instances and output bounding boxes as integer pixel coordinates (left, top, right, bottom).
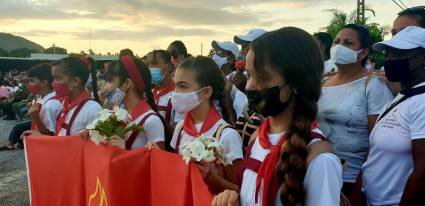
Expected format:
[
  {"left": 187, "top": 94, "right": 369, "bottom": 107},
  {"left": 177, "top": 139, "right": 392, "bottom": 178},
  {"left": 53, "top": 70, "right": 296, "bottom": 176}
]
[{"left": 357, "top": 25, "right": 425, "bottom": 206}]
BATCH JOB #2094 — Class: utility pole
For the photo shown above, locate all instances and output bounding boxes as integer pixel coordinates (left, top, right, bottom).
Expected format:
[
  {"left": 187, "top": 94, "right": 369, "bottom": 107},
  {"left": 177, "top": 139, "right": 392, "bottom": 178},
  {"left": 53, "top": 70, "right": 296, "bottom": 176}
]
[
  {"left": 53, "top": 44, "right": 56, "bottom": 54},
  {"left": 357, "top": 0, "right": 366, "bottom": 24},
  {"left": 89, "top": 26, "right": 92, "bottom": 54}
]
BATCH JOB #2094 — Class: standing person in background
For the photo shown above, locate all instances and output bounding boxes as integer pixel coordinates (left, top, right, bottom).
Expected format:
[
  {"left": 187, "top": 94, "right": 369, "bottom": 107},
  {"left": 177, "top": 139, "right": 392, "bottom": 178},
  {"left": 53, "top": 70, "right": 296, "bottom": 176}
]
[
  {"left": 167, "top": 40, "right": 191, "bottom": 68},
  {"left": 211, "top": 40, "right": 247, "bottom": 121},
  {"left": 147, "top": 50, "right": 184, "bottom": 127},
  {"left": 313, "top": 32, "right": 336, "bottom": 76},
  {"left": 317, "top": 24, "right": 394, "bottom": 197},
  {"left": 377, "top": 6, "right": 425, "bottom": 95},
  {"left": 234, "top": 28, "right": 267, "bottom": 61},
  {"left": 119, "top": 48, "right": 134, "bottom": 58},
  {"left": 233, "top": 29, "right": 267, "bottom": 150}
]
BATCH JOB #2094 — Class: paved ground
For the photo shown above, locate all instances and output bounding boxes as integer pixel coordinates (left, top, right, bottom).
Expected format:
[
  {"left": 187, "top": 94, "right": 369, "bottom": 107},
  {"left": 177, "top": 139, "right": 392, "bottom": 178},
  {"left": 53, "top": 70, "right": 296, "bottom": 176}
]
[{"left": 0, "top": 119, "right": 30, "bottom": 206}]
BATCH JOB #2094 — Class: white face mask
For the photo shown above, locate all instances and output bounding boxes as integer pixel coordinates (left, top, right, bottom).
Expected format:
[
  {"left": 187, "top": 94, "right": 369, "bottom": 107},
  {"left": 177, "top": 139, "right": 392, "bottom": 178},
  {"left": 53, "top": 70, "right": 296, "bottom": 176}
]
[
  {"left": 212, "top": 54, "right": 228, "bottom": 69},
  {"left": 330, "top": 44, "right": 362, "bottom": 65},
  {"left": 171, "top": 89, "right": 204, "bottom": 114}
]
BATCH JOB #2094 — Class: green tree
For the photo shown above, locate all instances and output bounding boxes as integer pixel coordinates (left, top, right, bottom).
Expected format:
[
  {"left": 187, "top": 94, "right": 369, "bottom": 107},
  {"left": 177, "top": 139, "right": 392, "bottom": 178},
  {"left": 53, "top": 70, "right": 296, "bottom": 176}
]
[
  {"left": 44, "top": 46, "right": 67, "bottom": 54},
  {"left": 207, "top": 48, "right": 214, "bottom": 57},
  {"left": 323, "top": 8, "right": 390, "bottom": 68},
  {"left": 10, "top": 48, "right": 35, "bottom": 58},
  {"left": 0, "top": 48, "right": 9, "bottom": 57}
]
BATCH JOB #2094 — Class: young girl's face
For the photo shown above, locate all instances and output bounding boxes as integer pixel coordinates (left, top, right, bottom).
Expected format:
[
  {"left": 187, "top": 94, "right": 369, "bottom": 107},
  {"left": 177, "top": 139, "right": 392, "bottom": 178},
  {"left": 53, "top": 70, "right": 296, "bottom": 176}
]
[
  {"left": 174, "top": 67, "right": 211, "bottom": 100},
  {"left": 52, "top": 65, "right": 73, "bottom": 87}
]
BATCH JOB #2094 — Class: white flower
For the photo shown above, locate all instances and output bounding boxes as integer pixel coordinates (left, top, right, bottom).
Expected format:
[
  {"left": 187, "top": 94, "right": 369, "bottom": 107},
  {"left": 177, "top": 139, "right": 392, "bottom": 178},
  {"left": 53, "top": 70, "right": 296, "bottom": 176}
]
[
  {"left": 203, "top": 150, "right": 216, "bottom": 163},
  {"left": 114, "top": 106, "right": 131, "bottom": 122},
  {"left": 89, "top": 130, "right": 102, "bottom": 145},
  {"left": 98, "top": 109, "right": 112, "bottom": 122},
  {"left": 86, "top": 119, "right": 99, "bottom": 130}
]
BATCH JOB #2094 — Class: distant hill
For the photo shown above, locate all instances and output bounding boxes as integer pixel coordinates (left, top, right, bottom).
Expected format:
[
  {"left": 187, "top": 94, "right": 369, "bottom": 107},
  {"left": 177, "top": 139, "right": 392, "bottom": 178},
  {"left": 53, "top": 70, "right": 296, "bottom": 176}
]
[{"left": 0, "top": 33, "right": 44, "bottom": 52}]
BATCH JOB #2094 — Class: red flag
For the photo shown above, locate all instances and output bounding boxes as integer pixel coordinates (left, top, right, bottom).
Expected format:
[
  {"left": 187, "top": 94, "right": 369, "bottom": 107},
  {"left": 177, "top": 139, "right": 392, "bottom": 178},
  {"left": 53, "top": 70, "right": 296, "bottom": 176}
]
[{"left": 25, "top": 136, "right": 212, "bottom": 206}]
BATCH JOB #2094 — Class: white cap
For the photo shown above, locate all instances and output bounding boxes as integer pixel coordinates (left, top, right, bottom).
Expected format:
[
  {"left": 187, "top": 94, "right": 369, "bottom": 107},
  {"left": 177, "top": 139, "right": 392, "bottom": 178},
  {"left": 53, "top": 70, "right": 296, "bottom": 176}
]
[
  {"left": 234, "top": 28, "right": 267, "bottom": 44},
  {"left": 211, "top": 40, "right": 240, "bottom": 57},
  {"left": 373, "top": 26, "right": 425, "bottom": 51}
]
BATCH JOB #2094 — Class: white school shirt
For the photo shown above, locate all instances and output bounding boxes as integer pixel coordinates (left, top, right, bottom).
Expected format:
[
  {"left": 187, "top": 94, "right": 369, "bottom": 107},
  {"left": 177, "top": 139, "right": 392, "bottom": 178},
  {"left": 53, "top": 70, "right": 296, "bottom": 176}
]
[
  {"left": 57, "top": 100, "right": 102, "bottom": 136},
  {"left": 317, "top": 76, "right": 393, "bottom": 183},
  {"left": 125, "top": 110, "right": 165, "bottom": 150},
  {"left": 170, "top": 118, "right": 244, "bottom": 162},
  {"left": 39, "top": 92, "right": 61, "bottom": 133},
  {"left": 361, "top": 82, "right": 425, "bottom": 206},
  {"left": 240, "top": 129, "right": 343, "bottom": 206},
  {"left": 156, "top": 90, "right": 185, "bottom": 125}
]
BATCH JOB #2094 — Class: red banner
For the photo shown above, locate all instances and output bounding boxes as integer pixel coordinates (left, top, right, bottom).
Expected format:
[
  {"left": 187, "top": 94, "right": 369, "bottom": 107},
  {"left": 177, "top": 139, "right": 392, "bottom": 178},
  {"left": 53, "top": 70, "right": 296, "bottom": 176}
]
[{"left": 24, "top": 136, "right": 212, "bottom": 206}]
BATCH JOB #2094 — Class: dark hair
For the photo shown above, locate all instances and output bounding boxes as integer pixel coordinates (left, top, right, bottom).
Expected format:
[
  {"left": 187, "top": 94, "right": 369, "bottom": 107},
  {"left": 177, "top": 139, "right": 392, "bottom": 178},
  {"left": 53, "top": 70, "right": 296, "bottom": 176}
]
[
  {"left": 313, "top": 32, "right": 333, "bottom": 60},
  {"left": 152, "top": 50, "right": 172, "bottom": 65},
  {"left": 250, "top": 27, "right": 323, "bottom": 206},
  {"left": 178, "top": 56, "right": 236, "bottom": 125},
  {"left": 87, "top": 57, "right": 100, "bottom": 103},
  {"left": 342, "top": 24, "right": 370, "bottom": 66},
  {"left": 119, "top": 48, "right": 134, "bottom": 58},
  {"left": 398, "top": 6, "right": 425, "bottom": 27},
  {"left": 52, "top": 57, "right": 98, "bottom": 101},
  {"left": 27, "top": 63, "right": 54, "bottom": 86},
  {"left": 105, "top": 56, "right": 173, "bottom": 150},
  {"left": 168, "top": 40, "right": 189, "bottom": 59}
]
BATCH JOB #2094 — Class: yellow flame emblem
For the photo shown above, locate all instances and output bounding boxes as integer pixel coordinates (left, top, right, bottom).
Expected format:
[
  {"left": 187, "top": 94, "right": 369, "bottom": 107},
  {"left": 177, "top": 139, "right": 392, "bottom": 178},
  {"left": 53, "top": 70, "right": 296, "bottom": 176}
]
[{"left": 88, "top": 176, "right": 108, "bottom": 206}]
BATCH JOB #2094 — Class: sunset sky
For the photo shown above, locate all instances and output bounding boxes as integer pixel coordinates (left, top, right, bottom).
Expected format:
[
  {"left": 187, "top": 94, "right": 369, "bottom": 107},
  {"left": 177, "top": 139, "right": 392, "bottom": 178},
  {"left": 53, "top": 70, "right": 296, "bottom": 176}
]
[{"left": 0, "top": 0, "right": 422, "bottom": 56}]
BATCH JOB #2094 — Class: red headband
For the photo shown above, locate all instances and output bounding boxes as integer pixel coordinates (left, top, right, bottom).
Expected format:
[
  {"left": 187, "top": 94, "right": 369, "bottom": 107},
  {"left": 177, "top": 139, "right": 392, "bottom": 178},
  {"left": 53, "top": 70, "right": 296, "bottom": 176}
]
[
  {"left": 120, "top": 55, "right": 145, "bottom": 93},
  {"left": 80, "top": 57, "right": 91, "bottom": 66}
]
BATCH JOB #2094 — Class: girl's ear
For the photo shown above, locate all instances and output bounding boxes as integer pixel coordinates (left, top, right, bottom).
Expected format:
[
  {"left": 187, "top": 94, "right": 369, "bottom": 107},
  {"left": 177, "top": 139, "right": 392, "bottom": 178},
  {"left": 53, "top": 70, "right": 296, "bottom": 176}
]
[
  {"left": 199, "top": 86, "right": 213, "bottom": 102},
  {"left": 120, "top": 78, "right": 132, "bottom": 93},
  {"left": 70, "top": 76, "right": 83, "bottom": 90},
  {"left": 40, "top": 79, "right": 49, "bottom": 89}
]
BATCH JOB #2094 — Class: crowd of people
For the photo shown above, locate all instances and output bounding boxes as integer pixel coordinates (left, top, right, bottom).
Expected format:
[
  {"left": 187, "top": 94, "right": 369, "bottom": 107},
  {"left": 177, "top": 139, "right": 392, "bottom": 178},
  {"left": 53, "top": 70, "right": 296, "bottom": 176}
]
[{"left": 0, "top": 5, "right": 424, "bottom": 206}]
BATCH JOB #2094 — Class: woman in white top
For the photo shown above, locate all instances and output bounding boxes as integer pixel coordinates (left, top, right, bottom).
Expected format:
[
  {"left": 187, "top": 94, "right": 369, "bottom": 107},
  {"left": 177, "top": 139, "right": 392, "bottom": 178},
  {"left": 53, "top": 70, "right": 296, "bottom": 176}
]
[
  {"left": 317, "top": 24, "right": 393, "bottom": 197},
  {"left": 352, "top": 25, "right": 425, "bottom": 206},
  {"left": 170, "top": 56, "right": 244, "bottom": 194},
  {"left": 213, "top": 27, "right": 342, "bottom": 206},
  {"left": 103, "top": 55, "right": 168, "bottom": 150}
]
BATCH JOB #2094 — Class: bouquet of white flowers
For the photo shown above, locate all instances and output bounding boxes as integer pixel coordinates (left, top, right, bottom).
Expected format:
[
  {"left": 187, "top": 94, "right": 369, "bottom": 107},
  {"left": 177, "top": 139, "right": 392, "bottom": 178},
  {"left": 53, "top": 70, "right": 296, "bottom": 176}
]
[
  {"left": 86, "top": 106, "right": 142, "bottom": 145},
  {"left": 180, "top": 134, "right": 233, "bottom": 166}
]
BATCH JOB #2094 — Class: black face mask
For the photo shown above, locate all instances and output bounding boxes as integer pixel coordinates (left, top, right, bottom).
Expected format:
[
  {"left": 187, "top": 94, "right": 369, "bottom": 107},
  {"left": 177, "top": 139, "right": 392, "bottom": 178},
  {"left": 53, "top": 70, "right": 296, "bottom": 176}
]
[
  {"left": 246, "top": 85, "right": 291, "bottom": 117},
  {"left": 384, "top": 58, "right": 410, "bottom": 82}
]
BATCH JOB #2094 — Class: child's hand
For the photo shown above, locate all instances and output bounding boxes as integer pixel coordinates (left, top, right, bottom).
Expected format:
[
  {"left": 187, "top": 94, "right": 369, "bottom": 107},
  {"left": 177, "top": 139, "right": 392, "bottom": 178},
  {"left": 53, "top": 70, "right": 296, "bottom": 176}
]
[
  {"left": 145, "top": 142, "right": 160, "bottom": 150},
  {"left": 211, "top": 190, "right": 240, "bottom": 206},
  {"left": 79, "top": 129, "right": 90, "bottom": 141},
  {"left": 28, "top": 104, "right": 41, "bottom": 119},
  {"left": 21, "top": 130, "right": 42, "bottom": 140},
  {"left": 109, "top": 135, "right": 125, "bottom": 149}
]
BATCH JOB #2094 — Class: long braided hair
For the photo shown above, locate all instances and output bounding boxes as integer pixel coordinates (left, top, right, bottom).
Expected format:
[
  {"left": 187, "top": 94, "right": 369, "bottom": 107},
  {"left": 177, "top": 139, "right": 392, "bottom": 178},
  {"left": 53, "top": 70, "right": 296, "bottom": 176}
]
[{"left": 250, "top": 27, "right": 323, "bottom": 205}]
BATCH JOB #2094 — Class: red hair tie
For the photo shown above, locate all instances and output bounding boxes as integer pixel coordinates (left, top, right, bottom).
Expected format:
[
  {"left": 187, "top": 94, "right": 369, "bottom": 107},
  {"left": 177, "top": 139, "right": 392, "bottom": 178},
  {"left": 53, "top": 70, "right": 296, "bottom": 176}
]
[
  {"left": 80, "top": 57, "right": 91, "bottom": 66},
  {"left": 120, "top": 55, "right": 145, "bottom": 93}
]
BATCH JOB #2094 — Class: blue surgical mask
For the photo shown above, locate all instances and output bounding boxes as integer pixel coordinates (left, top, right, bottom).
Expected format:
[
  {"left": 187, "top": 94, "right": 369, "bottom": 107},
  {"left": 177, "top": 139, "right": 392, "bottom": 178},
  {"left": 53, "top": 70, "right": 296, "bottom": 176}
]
[
  {"left": 150, "top": 68, "right": 164, "bottom": 84},
  {"left": 212, "top": 54, "right": 228, "bottom": 69}
]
